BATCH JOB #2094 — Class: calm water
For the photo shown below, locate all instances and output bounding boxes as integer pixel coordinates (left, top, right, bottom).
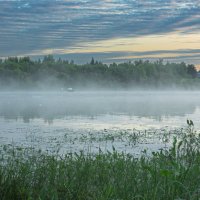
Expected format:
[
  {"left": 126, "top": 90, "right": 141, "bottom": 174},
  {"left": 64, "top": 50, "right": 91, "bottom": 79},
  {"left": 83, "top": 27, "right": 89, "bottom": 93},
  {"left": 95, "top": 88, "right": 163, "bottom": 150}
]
[{"left": 0, "top": 91, "right": 200, "bottom": 155}]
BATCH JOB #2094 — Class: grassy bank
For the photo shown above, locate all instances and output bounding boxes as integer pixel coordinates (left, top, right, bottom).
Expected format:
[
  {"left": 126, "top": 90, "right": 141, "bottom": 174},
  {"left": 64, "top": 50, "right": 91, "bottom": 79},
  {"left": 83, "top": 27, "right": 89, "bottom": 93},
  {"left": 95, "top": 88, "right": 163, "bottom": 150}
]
[{"left": 0, "top": 125, "right": 200, "bottom": 199}]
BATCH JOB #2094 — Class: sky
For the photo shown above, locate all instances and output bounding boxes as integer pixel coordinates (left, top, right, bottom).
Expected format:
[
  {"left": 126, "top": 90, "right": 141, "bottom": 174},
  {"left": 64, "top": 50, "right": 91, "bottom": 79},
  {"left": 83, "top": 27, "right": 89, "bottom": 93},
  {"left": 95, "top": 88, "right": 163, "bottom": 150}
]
[{"left": 0, "top": 0, "right": 200, "bottom": 67}]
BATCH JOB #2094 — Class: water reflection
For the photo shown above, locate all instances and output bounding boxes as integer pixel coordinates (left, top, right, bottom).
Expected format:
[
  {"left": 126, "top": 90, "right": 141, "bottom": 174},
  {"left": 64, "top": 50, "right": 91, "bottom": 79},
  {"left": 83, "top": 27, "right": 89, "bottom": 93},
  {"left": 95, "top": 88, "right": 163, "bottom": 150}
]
[{"left": 0, "top": 91, "right": 199, "bottom": 123}]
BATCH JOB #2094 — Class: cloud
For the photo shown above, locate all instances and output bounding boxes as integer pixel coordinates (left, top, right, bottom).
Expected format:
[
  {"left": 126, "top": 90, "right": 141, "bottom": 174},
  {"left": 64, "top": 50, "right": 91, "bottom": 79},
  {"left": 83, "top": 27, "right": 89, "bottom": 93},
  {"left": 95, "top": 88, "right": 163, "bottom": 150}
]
[
  {"left": 0, "top": 0, "right": 200, "bottom": 63},
  {"left": 27, "top": 48, "right": 200, "bottom": 66}
]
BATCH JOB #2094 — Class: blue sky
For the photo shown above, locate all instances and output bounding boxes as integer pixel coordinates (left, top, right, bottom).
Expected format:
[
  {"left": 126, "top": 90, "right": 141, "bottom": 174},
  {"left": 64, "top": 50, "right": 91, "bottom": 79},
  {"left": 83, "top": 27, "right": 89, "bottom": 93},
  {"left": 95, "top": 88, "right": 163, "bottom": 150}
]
[{"left": 0, "top": 0, "right": 200, "bottom": 66}]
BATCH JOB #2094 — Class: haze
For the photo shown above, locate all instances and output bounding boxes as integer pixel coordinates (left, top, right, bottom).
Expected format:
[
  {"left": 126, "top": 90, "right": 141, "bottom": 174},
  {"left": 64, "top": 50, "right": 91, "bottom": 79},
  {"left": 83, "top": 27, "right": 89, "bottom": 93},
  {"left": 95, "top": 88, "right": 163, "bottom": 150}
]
[{"left": 0, "top": 91, "right": 200, "bottom": 125}]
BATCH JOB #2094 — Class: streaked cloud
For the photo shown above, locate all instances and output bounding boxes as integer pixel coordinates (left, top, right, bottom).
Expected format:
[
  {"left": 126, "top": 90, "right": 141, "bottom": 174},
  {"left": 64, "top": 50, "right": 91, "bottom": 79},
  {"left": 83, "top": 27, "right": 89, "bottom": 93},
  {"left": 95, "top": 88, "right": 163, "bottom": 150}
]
[{"left": 0, "top": 0, "right": 200, "bottom": 65}]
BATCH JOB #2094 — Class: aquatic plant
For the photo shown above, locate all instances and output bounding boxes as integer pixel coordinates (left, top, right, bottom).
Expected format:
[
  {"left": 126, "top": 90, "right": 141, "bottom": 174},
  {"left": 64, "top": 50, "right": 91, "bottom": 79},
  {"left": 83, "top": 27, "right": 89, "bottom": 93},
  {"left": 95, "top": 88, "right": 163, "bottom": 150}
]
[{"left": 0, "top": 124, "right": 200, "bottom": 199}]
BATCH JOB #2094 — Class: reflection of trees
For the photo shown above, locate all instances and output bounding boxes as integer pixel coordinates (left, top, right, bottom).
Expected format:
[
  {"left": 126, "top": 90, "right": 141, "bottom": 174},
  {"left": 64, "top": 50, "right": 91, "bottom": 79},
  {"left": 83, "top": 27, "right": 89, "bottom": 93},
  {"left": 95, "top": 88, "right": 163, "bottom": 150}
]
[{"left": 0, "top": 92, "right": 199, "bottom": 122}]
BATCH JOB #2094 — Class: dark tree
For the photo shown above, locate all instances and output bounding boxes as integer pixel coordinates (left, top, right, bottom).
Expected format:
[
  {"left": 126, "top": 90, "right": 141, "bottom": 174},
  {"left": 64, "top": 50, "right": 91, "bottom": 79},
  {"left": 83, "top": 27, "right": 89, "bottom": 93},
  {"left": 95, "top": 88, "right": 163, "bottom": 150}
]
[
  {"left": 90, "top": 57, "right": 95, "bottom": 65},
  {"left": 187, "top": 64, "right": 197, "bottom": 78}
]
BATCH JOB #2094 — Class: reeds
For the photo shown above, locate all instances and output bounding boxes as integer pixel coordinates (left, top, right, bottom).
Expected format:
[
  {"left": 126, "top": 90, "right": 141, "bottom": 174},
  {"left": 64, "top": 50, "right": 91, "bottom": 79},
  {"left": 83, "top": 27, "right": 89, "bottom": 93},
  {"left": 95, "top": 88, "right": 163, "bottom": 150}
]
[{"left": 0, "top": 124, "right": 200, "bottom": 199}]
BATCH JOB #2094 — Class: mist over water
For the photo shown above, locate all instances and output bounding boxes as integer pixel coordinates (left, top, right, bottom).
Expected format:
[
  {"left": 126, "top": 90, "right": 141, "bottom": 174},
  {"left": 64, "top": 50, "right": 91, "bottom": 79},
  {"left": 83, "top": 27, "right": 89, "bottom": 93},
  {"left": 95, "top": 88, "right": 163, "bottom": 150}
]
[
  {"left": 0, "top": 90, "right": 200, "bottom": 154},
  {"left": 0, "top": 90, "right": 199, "bottom": 121}
]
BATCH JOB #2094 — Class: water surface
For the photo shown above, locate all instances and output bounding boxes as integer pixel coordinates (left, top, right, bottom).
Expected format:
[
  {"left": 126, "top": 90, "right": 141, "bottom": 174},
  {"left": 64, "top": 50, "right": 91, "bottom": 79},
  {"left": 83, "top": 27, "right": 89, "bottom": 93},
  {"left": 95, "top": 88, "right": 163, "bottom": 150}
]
[{"left": 0, "top": 91, "right": 199, "bottom": 155}]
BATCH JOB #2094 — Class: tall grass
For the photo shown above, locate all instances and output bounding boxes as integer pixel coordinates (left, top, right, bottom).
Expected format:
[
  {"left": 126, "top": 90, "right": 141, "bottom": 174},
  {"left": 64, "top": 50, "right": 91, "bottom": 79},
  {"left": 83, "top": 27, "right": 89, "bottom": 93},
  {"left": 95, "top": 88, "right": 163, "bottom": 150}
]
[{"left": 0, "top": 125, "right": 200, "bottom": 199}]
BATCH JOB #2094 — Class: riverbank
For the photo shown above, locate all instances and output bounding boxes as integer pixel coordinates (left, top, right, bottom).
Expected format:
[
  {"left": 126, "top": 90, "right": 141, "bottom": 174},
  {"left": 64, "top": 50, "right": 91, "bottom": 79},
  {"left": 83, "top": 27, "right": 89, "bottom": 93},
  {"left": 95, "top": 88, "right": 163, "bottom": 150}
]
[{"left": 0, "top": 125, "right": 200, "bottom": 200}]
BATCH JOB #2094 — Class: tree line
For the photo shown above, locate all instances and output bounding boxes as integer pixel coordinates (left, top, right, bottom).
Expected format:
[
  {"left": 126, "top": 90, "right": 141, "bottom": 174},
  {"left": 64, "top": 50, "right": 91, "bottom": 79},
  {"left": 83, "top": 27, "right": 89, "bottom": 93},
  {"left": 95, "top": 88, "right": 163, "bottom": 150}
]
[{"left": 0, "top": 55, "right": 199, "bottom": 89}]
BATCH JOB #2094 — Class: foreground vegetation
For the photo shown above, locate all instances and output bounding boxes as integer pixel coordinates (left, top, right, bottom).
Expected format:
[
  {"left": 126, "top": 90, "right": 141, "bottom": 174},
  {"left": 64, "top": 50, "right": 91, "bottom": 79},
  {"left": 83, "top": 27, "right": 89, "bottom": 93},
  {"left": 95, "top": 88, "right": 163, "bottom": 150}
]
[
  {"left": 0, "top": 55, "right": 199, "bottom": 89},
  {"left": 0, "top": 123, "right": 200, "bottom": 199}
]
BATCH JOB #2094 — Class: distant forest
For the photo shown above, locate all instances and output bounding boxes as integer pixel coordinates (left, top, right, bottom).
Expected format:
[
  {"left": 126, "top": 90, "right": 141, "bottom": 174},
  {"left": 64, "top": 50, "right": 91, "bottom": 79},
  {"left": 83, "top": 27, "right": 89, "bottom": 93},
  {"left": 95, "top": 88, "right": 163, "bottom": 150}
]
[{"left": 0, "top": 55, "right": 199, "bottom": 89}]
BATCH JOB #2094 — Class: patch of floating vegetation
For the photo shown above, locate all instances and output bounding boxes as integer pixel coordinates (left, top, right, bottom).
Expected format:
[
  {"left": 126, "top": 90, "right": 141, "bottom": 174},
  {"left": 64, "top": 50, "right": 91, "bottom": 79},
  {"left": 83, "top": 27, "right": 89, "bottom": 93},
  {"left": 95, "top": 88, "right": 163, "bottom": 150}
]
[
  {"left": 0, "top": 122, "right": 200, "bottom": 199},
  {"left": 42, "top": 127, "right": 187, "bottom": 155},
  {"left": 0, "top": 126, "right": 189, "bottom": 156}
]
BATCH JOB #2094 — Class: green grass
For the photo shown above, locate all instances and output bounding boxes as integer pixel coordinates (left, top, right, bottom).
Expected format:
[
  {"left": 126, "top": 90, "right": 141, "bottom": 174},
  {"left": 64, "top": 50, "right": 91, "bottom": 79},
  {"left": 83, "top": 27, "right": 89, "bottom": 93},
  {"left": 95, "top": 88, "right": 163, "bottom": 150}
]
[{"left": 0, "top": 125, "right": 200, "bottom": 199}]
